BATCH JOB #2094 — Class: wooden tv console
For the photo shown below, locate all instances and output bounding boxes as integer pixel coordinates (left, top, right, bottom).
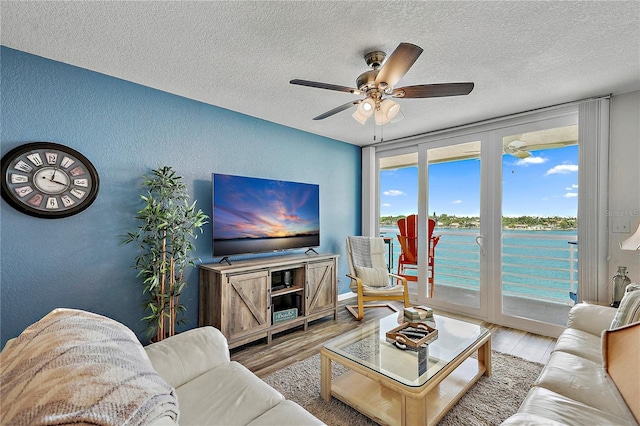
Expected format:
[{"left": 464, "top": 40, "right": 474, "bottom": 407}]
[{"left": 198, "top": 253, "right": 339, "bottom": 349}]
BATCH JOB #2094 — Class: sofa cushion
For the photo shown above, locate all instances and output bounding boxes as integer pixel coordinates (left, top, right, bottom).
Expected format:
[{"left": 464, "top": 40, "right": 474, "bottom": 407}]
[
  {"left": 0, "top": 308, "right": 178, "bottom": 426},
  {"left": 534, "top": 351, "right": 634, "bottom": 419},
  {"left": 514, "top": 386, "right": 635, "bottom": 425},
  {"left": 611, "top": 286, "right": 640, "bottom": 329},
  {"left": 500, "top": 412, "right": 566, "bottom": 425},
  {"left": 247, "top": 400, "right": 325, "bottom": 426},
  {"left": 566, "top": 303, "right": 617, "bottom": 336},
  {"left": 145, "top": 326, "right": 230, "bottom": 389},
  {"left": 552, "top": 328, "right": 603, "bottom": 363},
  {"left": 176, "top": 361, "right": 285, "bottom": 425}
]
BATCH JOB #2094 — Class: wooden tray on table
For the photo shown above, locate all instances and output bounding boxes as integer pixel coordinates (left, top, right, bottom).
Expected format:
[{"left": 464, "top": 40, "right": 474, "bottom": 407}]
[{"left": 385, "top": 321, "right": 438, "bottom": 350}]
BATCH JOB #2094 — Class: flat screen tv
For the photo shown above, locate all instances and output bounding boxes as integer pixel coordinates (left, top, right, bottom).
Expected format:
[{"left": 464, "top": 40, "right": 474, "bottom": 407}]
[{"left": 212, "top": 173, "right": 320, "bottom": 258}]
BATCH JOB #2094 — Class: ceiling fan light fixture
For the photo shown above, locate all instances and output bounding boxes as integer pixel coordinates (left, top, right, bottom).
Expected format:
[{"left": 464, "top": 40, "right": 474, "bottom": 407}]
[
  {"left": 352, "top": 109, "right": 369, "bottom": 124},
  {"left": 361, "top": 98, "right": 374, "bottom": 112},
  {"left": 352, "top": 98, "right": 375, "bottom": 124},
  {"left": 374, "top": 109, "right": 389, "bottom": 125},
  {"left": 374, "top": 99, "right": 400, "bottom": 125},
  {"left": 381, "top": 99, "right": 400, "bottom": 120},
  {"left": 509, "top": 140, "right": 528, "bottom": 149},
  {"left": 390, "top": 108, "right": 405, "bottom": 123}
]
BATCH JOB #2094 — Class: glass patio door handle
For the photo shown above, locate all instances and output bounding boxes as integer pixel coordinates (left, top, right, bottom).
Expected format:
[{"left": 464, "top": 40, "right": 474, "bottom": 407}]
[{"left": 475, "top": 235, "right": 485, "bottom": 256}]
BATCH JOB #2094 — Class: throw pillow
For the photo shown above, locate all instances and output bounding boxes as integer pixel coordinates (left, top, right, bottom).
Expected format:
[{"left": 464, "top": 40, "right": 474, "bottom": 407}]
[
  {"left": 610, "top": 285, "right": 640, "bottom": 329},
  {"left": 624, "top": 283, "right": 640, "bottom": 292},
  {"left": 0, "top": 308, "right": 179, "bottom": 425},
  {"left": 355, "top": 265, "right": 390, "bottom": 287}
]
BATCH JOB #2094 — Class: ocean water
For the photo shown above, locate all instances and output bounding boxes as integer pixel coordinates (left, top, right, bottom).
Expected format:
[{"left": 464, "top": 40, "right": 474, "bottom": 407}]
[{"left": 381, "top": 227, "right": 578, "bottom": 304}]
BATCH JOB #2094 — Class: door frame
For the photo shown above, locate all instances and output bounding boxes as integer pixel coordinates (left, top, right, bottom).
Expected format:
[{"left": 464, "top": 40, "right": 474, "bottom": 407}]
[{"left": 371, "top": 105, "right": 583, "bottom": 336}]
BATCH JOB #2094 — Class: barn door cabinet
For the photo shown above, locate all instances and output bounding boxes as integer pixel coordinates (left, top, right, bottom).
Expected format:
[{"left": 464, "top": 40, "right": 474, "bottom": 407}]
[{"left": 199, "top": 253, "right": 338, "bottom": 349}]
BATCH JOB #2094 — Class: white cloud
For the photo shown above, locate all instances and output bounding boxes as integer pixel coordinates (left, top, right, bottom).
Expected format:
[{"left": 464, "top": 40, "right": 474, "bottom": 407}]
[
  {"left": 565, "top": 184, "right": 579, "bottom": 190},
  {"left": 383, "top": 189, "right": 406, "bottom": 196},
  {"left": 452, "top": 200, "right": 463, "bottom": 204},
  {"left": 382, "top": 203, "right": 391, "bottom": 207},
  {"left": 516, "top": 156, "right": 547, "bottom": 166},
  {"left": 564, "top": 192, "right": 578, "bottom": 198},
  {"left": 546, "top": 164, "right": 578, "bottom": 175}
]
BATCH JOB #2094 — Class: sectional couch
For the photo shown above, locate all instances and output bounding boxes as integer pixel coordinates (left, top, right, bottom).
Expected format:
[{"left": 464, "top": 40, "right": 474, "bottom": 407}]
[
  {"left": 0, "top": 308, "right": 323, "bottom": 425},
  {"left": 501, "top": 300, "right": 639, "bottom": 425}
]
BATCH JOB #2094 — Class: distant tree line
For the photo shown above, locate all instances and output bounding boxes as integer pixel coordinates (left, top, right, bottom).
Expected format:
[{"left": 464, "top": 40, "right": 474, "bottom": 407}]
[{"left": 381, "top": 214, "right": 577, "bottom": 230}]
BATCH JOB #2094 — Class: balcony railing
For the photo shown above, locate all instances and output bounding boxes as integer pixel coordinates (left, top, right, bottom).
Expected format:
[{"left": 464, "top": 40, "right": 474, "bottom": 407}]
[
  {"left": 501, "top": 232, "right": 578, "bottom": 305},
  {"left": 383, "top": 229, "right": 578, "bottom": 306}
]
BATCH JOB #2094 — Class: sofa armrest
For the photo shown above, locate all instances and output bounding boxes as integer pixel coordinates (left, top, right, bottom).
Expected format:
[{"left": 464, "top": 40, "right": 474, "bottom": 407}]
[
  {"left": 567, "top": 303, "right": 617, "bottom": 336},
  {"left": 144, "top": 326, "right": 230, "bottom": 389},
  {"left": 602, "top": 322, "right": 640, "bottom": 423}
]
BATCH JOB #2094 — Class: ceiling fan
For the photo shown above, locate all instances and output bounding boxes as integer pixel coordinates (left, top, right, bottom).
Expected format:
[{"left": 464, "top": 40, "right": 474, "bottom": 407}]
[
  {"left": 290, "top": 42, "right": 474, "bottom": 125},
  {"left": 502, "top": 132, "right": 577, "bottom": 159},
  {"left": 464, "top": 140, "right": 538, "bottom": 159},
  {"left": 503, "top": 140, "right": 532, "bottom": 159}
]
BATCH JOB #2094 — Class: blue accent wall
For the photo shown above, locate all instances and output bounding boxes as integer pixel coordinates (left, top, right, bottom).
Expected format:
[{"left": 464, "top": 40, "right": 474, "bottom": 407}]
[{"left": 0, "top": 47, "right": 361, "bottom": 347}]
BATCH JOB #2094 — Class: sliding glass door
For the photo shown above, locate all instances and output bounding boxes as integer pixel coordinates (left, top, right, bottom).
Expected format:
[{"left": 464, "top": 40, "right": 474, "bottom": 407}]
[
  {"left": 423, "top": 138, "right": 484, "bottom": 315},
  {"left": 378, "top": 136, "right": 488, "bottom": 318},
  {"left": 498, "top": 124, "right": 579, "bottom": 328},
  {"left": 379, "top": 152, "right": 419, "bottom": 297},
  {"left": 376, "top": 108, "right": 580, "bottom": 334}
]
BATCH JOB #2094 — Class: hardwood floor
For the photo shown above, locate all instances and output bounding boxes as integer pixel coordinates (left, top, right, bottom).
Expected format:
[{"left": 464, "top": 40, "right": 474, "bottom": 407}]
[{"left": 230, "top": 298, "right": 556, "bottom": 378}]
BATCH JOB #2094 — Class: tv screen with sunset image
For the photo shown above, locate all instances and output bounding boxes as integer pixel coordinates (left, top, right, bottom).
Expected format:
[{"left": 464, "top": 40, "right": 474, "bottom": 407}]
[{"left": 212, "top": 173, "right": 320, "bottom": 257}]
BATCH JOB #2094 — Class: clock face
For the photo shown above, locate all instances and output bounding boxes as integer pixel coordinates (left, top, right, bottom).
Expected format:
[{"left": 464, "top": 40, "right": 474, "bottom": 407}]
[{"left": 1, "top": 142, "right": 100, "bottom": 218}]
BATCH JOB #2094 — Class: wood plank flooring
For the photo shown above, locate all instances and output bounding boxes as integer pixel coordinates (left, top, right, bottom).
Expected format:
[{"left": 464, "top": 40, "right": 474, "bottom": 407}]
[{"left": 230, "top": 298, "right": 556, "bottom": 378}]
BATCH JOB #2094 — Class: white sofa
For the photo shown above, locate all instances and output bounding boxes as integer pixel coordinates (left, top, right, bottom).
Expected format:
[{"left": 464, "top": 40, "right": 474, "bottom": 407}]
[
  {"left": 0, "top": 308, "right": 323, "bottom": 426},
  {"left": 501, "top": 303, "right": 639, "bottom": 425},
  {"left": 145, "top": 326, "right": 323, "bottom": 425}
]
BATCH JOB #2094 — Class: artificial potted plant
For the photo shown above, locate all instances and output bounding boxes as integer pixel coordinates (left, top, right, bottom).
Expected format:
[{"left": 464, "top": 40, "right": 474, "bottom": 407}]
[{"left": 123, "top": 165, "right": 208, "bottom": 342}]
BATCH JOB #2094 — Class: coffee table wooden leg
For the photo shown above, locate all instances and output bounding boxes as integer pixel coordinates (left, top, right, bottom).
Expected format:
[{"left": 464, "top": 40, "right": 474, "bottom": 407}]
[
  {"left": 320, "top": 352, "right": 332, "bottom": 401},
  {"left": 478, "top": 337, "right": 492, "bottom": 376},
  {"left": 404, "top": 395, "right": 427, "bottom": 426}
]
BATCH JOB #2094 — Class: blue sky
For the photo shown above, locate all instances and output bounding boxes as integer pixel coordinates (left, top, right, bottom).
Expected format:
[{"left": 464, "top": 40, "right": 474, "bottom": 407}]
[{"left": 380, "top": 145, "right": 578, "bottom": 218}]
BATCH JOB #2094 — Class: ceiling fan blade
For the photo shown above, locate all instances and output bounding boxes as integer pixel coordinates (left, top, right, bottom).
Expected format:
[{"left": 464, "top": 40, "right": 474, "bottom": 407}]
[
  {"left": 512, "top": 150, "right": 531, "bottom": 159},
  {"left": 313, "top": 100, "right": 360, "bottom": 120},
  {"left": 392, "top": 82, "right": 475, "bottom": 98},
  {"left": 374, "top": 43, "right": 423, "bottom": 88},
  {"left": 290, "top": 79, "right": 356, "bottom": 94}
]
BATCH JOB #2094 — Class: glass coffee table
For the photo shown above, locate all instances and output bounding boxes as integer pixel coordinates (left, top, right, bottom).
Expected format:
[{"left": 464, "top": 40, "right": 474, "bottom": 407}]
[{"left": 320, "top": 312, "right": 491, "bottom": 425}]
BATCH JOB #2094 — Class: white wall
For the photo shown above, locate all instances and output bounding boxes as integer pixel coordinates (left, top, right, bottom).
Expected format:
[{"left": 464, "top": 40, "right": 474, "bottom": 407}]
[{"left": 608, "top": 90, "right": 640, "bottom": 283}]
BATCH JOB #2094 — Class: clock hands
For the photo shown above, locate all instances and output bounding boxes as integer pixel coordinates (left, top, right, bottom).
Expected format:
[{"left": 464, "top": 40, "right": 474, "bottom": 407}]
[
  {"left": 42, "top": 175, "right": 68, "bottom": 186},
  {"left": 46, "top": 167, "right": 69, "bottom": 187},
  {"left": 49, "top": 167, "right": 59, "bottom": 181}
]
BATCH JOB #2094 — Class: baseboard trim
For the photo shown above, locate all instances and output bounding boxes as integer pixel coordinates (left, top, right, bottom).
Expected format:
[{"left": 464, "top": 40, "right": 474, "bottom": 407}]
[{"left": 338, "top": 292, "right": 356, "bottom": 302}]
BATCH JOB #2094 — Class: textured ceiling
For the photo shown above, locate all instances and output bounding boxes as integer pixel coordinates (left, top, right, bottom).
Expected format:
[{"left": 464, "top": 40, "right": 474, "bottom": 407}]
[{"left": 2, "top": 1, "right": 639, "bottom": 146}]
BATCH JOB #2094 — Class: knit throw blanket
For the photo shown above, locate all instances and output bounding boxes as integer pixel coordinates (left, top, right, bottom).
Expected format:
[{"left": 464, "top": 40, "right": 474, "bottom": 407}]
[
  {"left": 347, "top": 236, "right": 392, "bottom": 289},
  {"left": 1, "top": 308, "right": 179, "bottom": 425},
  {"left": 347, "top": 236, "right": 387, "bottom": 269}
]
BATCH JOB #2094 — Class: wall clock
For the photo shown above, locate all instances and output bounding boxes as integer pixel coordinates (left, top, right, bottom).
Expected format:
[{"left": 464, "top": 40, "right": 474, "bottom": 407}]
[{"left": 1, "top": 142, "right": 100, "bottom": 218}]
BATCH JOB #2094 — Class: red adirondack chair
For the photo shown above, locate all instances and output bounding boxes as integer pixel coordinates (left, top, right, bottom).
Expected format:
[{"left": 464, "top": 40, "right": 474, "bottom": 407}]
[{"left": 396, "top": 214, "right": 440, "bottom": 298}]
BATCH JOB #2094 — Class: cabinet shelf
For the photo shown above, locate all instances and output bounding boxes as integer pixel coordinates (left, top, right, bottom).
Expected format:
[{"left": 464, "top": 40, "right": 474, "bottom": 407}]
[
  {"left": 199, "top": 253, "right": 339, "bottom": 349},
  {"left": 272, "top": 285, "right": 304, "bottom": 296}
]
